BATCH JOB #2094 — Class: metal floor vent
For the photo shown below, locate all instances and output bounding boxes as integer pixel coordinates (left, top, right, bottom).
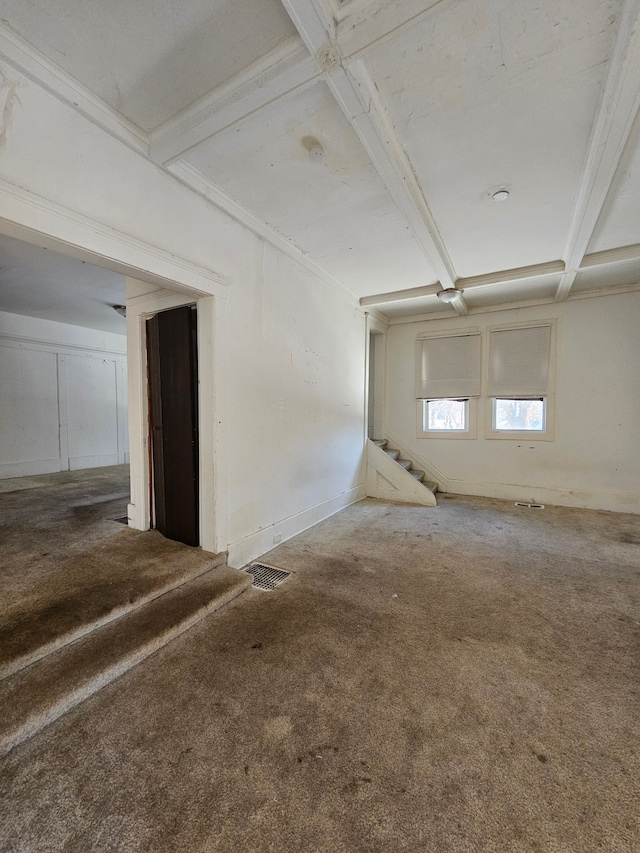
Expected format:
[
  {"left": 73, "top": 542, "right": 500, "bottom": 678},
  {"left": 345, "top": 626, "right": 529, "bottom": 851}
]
[{"left": 244, "top": 563, "right": 291, "bottom": 591}]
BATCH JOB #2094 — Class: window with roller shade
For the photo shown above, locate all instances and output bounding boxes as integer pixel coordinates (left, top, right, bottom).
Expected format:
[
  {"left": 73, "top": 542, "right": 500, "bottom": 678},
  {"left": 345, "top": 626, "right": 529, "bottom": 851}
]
[
  {"left": 487, "top": 323, "right": 554, "bottom": 439},
  {"left": 415, "top": 332, "right": 481, "bottom": 437}
]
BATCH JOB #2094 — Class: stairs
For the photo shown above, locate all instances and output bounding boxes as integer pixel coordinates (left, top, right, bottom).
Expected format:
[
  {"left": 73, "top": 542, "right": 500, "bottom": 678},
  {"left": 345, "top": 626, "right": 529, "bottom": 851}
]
[
  {"left": 0, "top": 555, "right": 251, "bottom": 758},
  {"left": 372, "top": 439, "right": 438, "bottom": 496}
]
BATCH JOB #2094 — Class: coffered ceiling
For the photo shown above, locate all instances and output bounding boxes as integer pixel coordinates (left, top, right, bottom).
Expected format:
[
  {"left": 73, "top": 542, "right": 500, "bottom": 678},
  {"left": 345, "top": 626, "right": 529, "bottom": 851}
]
[{"left": 1, "top": 0, "right": 640, "bottom": 323}]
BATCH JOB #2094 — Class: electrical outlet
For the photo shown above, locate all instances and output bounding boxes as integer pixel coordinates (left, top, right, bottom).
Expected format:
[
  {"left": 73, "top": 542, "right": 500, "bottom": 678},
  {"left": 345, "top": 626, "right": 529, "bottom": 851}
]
[{"left": 273, "top": 533, "right": 282, "bottom": 544}]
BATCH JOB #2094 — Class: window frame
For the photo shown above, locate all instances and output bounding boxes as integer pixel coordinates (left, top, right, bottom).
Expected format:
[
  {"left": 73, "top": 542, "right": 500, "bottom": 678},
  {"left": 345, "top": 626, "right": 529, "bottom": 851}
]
[
  {"left": 417, "top": 397, "right": 478, "bottom": 440},
  {"left": 484, "top": 320, "right": 556, "bottom": 442}
]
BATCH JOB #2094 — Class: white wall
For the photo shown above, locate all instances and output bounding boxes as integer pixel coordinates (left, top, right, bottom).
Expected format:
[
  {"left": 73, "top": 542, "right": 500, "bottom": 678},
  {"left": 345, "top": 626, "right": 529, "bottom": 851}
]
[
  {"left": 0, "top": 311, "right": 128, "bottom": 478},
  {"left": 385, "top": 291, "right": 640, "bottom": 513},
  {"left": 224, "top": 244, "right": 365, "bottom": 564},
  {"left": 0, "top": 59, "right": 368, "bottom": 561},
  {"left": 0, "top": 57, "right": 369, "bottom": 560}
]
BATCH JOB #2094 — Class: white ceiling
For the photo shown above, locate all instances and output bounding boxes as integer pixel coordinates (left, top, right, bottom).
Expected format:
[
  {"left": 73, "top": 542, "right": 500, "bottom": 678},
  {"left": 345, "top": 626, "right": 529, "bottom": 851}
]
[
  {"left": 1, "top": 0, "right": 640, "bottom": 323},
  {"left": 0, "top": 234, "right": 126, "bottom": 334}
]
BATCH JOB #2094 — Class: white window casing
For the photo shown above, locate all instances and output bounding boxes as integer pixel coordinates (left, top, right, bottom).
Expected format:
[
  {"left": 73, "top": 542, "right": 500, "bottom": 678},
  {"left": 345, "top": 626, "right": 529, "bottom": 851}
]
[{"left": 486, "top": 321, "right": 556, "bottom": 441}]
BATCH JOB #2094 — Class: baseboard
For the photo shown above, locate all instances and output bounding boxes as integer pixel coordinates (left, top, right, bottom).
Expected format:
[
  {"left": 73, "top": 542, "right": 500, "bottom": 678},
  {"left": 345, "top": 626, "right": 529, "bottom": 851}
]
[
  {"left": 69, "top": 454, "right": 119, "bottom": 470},
  {"left": 227, "top": 483, "right": 366, "bottom": 568},
  {"left": 445, "top": 480, "right": 640, "bottom": 515},
  {"left": 0, "top": 459, "right": 62, "bottom": 480}
]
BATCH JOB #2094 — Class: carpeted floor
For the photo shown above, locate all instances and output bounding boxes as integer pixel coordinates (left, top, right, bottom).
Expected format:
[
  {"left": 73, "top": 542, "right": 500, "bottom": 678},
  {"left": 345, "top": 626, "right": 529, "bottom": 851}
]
[
  {"left": 0, "top": 466, "right": 225, "bottom": 678},
  {"left": 0, "top": 492, "right": 639, "bottom": 851}
]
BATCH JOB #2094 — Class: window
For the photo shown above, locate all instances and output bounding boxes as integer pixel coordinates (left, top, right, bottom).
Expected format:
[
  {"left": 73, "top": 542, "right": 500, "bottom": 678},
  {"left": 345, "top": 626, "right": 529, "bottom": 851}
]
[
  {"left": 493, "top": 398, "right": 545, "bottom": 431},
  {"left": 487, "top": 323, "right": 554, "bottom": 440},
  {"left": 416, "top": 332, "right": 480, "bottom": 438},
  {"left": 424, "top": 398, "right": 467, "bottom": 431}
]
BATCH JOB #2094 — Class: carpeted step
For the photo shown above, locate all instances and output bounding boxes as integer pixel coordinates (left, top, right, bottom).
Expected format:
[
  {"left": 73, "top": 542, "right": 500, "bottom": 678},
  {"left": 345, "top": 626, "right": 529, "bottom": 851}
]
[
  {"left": 0, "top": 567, "right": 252, "bottom": 758},
  {"left": 424, "top": 480, "right": 439, "bottom": 494},
  {"left": 385, "top": 448, "right": 400, "bottom": 461},
  {"left": 0, "top": 529, "right": 226, "bottom": 682},
  {"left": 398, "top": 459, "right": 412, "bottom": 470},
  {"left": 372, "top": 439, "right": 387, "bottom": 448},
  {"left": 410, "top": 469, "right": 425, "bottom": 481}
]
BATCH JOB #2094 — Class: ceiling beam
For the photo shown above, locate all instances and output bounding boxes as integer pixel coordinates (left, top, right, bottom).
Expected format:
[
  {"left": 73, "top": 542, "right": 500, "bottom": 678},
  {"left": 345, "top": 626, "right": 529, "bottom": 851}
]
[
  {"left": 556, "top": 0, "right": 640, "bottom": 301},
  {"left": 149, "top": 40, "right": 319, "bottom": 165},
  {"left": 280, "top": 0, "right": 458, "bottom": 291},
  {"left": 0, "top": 23, "right": 148, "bottom": 155},
  {"left": 459, "top": 260, "right": 565, "bottom": 290},
  {"left": 361, "top": 259, "right": 565, "bottom": 308},
  {"left": 360, "top": 283, "right": 440, "bottom": 306},
  {"left": 581, "top": 241, "right": 640, "bottom": 268}
]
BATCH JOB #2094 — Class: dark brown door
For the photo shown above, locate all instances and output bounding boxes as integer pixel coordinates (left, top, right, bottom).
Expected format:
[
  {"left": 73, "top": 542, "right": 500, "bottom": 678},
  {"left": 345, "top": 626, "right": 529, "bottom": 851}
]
[{"left": 146, "top": 306, "right": 199, "bottom": 547}]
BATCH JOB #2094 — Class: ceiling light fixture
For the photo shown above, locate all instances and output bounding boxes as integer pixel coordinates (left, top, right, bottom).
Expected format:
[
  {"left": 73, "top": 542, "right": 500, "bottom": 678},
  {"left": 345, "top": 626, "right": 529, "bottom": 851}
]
[
  {"left": 491, "top": 189, "right": 510, "bottom": 201},
  {"left": 436, "top": 287, "right": 464, "bottom": 303},
  {"left": 112, "top": 305, "right": 126, "bottom": 318}
]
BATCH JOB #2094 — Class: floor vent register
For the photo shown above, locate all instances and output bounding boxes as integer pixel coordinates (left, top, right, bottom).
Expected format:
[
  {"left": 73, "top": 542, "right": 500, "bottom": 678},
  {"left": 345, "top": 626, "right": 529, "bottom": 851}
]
[{"left": 243, "top": 563, "right": 291, "bottom": 591}]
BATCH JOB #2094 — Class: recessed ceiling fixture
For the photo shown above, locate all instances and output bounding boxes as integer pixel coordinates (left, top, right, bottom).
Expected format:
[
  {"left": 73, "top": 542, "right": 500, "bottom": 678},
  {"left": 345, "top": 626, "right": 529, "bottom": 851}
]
[
  {"left": 491, "top": 189, "right": 510, "bottom": 201},
  {"left": 112, "top": 305, "right": 126, "bottom": 318},
  {"left": 436, "top": 287, "right": 464, "bottom": 303}
]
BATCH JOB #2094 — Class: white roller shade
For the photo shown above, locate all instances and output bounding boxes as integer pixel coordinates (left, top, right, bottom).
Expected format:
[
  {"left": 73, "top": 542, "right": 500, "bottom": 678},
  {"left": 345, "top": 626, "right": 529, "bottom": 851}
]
[
  {"left": 488, "top": 325, "right": 551, "bottom": 397},
  {"left": 415, "top": 334, "right": 481, "bottom": 399}
]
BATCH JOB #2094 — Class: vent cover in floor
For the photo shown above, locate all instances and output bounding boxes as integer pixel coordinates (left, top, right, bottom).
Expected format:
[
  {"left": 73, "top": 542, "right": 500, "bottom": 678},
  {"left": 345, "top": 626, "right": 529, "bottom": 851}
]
[{"left": 243, "top": 563, "right": 291, "bottom": 591}]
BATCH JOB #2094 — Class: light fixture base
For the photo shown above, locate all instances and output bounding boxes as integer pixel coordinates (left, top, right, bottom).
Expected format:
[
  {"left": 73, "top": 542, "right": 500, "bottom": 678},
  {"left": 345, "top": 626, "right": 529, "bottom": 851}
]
[{"left": 436, "top": 287, "right": 464, "bottom": 303}]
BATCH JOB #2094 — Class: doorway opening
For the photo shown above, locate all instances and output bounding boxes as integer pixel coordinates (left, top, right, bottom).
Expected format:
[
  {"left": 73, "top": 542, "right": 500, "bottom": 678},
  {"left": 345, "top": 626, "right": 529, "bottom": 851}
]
[{"left": 367, "top": 325, "right": 386, "bottom": 441}]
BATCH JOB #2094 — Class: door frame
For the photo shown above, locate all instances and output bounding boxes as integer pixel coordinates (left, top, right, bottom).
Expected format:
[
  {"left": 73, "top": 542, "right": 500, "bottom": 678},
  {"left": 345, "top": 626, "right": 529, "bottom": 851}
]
[
  {"left": 127, "top": 283, "right": 227, "bottom": 554},
  {"left": 364, "top": 313, "right": 388, "bottom": 442},
  {"left": 0, "top": 209, "right": 230, "bottom": 555}
]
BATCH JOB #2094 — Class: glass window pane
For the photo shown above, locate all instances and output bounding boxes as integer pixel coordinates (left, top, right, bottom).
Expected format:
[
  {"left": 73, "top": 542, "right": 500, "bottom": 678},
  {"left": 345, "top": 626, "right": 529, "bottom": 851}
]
[
  {"left": 494, "top": 398, "right": 545, "bottom": 431},
  {"left": 426, "top": 399, "right": 467, "bottom": 430}
]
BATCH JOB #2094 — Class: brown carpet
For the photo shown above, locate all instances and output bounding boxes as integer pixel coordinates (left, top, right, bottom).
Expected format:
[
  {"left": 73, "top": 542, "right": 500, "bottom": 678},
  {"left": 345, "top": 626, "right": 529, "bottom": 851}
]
[
  {"left": 0, "top": 495, "right": 639, "bottom": 851},
  {"left": 0, "top": 466, "right": 224, "bottom": 678}
]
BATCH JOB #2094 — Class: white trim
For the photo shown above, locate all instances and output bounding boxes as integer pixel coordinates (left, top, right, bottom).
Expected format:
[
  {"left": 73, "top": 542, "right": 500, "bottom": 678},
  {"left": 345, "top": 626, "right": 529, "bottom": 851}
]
[
  {"left": 556, "top": 0, "right": 640, "bottom": 301},
  {"left": 385, "top": 280, "right": 640, "bottom": 325},
  {"left": 0, "top": 180, "right": 231, "bottom": 298},
  {"left": 56, "top": 353, "right": 70, "bottom": 472},
  {"left": 484, "top": 320, "right": 557, "bottom": 442},
  {"left": 0, "top": 334, "right": 126, "bottom": 358},
  {"left": 150, "top": 40, "right": 319, "bottom": 164},
  {"left": 0, "top": 22, "right": 148, "bottom": 154},
  {"left": 168, "top": 161, "right": 360, "bottom": 308},
  {"left": 360, "top": 283, "right": 440, "bottom": 307},
  {"left": 417, "top": 398, "right": 477, "bottom": 440},
  {"left": 227, "top": 483, "right": 366, "bottom": 568},
  {"left": 458, "top": 260, "right": 565, "bottom": 290},
  {"left": 416, "top": 325, "right": 480, "bottom": 340},
  {"left": 581, "top": 243, "right": 640, "bottom": 268},
  {"left": 438, "top": 480, "right": 640, "bottom": 515},
  {"left": 365, "top": 315, "right": 386, "bottom": 441},
  {"left": 280, "top": 0, "right": 458, "bottom": 291},
  {"left": 0, "top": 459, "right": 62, "bottom": 479}
]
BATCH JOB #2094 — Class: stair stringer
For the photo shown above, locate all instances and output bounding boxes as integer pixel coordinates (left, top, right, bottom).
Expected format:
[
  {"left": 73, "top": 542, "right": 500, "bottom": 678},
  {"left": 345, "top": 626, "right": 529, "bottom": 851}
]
[
  {"left": 385, "top": 427, "right": 451, "bottom": 493},
  {"left": 366, "top": 440, "right": 437, "bottom": 506}
]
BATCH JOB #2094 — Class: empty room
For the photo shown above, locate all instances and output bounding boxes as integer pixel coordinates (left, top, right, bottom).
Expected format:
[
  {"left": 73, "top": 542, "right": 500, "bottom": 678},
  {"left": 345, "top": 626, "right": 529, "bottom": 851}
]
[{"left": 0, "top": 0, "right": 638, "bottom": 850}]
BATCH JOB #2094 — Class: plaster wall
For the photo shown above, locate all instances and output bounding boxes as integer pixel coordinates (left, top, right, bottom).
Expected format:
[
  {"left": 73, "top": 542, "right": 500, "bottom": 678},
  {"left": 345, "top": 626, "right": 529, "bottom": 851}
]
[
  {"left": 0, "top": 62, "right": 368, "bottom": 561},
  {"left": 0, "top": 311, "right": 128, "bottom": 478},
  {"left": 385, "top": 291, "right": 640, "bottom": 513}
]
